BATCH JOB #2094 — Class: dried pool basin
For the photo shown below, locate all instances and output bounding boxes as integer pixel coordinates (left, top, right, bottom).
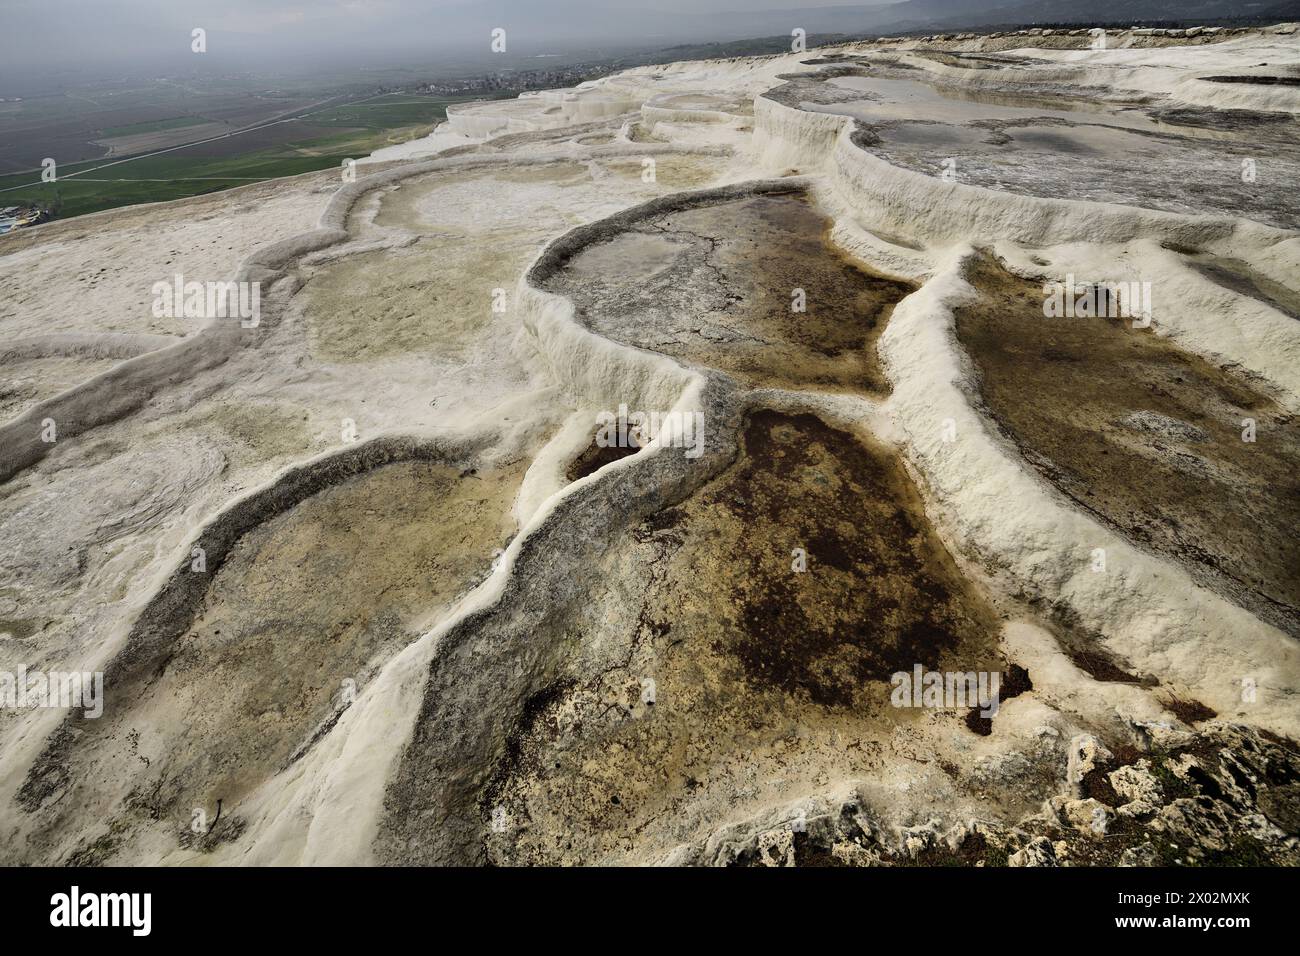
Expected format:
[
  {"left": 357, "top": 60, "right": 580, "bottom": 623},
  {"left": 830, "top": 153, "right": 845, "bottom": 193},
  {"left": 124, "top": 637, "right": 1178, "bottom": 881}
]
[
  {"left": 18, "top": 456, "right": 526, "bottom": 863},
  {"left": 956, "top": 256, "right": 1300, "bottom": 635},
  {"left": 486, "top": 410, "right": 1010, "bottom": 865},
  {"left": 542, "top": 193, "right": 914, "bottom": 394}
]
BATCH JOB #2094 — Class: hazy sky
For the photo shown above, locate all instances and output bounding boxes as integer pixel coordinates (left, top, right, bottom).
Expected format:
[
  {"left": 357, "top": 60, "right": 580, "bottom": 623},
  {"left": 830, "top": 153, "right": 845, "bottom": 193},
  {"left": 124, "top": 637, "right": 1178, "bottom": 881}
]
[
  {"left": 0, "top": 0, "right": 915, "bottom": 71},
  {"left": 2, "top": 0, "right": 914, "bottom": 76}
]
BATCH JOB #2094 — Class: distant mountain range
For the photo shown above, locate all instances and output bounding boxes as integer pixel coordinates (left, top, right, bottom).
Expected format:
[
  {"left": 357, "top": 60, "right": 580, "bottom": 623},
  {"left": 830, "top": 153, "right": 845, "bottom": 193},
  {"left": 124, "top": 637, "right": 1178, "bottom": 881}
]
[
  {"left": 884, "top": 0, "right": 1296, "bottom": 31},
  {"left": 697, "top": 0, "right": 1299, "bottom": 38}
]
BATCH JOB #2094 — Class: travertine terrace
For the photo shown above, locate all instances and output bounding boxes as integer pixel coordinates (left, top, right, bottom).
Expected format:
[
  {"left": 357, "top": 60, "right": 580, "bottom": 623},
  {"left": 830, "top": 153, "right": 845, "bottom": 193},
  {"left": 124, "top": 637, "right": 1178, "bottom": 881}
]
[{"left": 2, "top": 24, "right": 1299, "bottom": 867}]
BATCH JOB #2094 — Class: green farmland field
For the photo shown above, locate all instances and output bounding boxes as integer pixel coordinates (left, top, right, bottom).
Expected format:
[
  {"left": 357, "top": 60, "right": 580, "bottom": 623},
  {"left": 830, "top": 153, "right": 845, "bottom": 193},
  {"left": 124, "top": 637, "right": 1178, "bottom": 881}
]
[
  {"left": 100, "top": 115, "right": 211, "bottom": 138},
  {"left": 0, "top": 93, "right": 512, "bottom": 221}
]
